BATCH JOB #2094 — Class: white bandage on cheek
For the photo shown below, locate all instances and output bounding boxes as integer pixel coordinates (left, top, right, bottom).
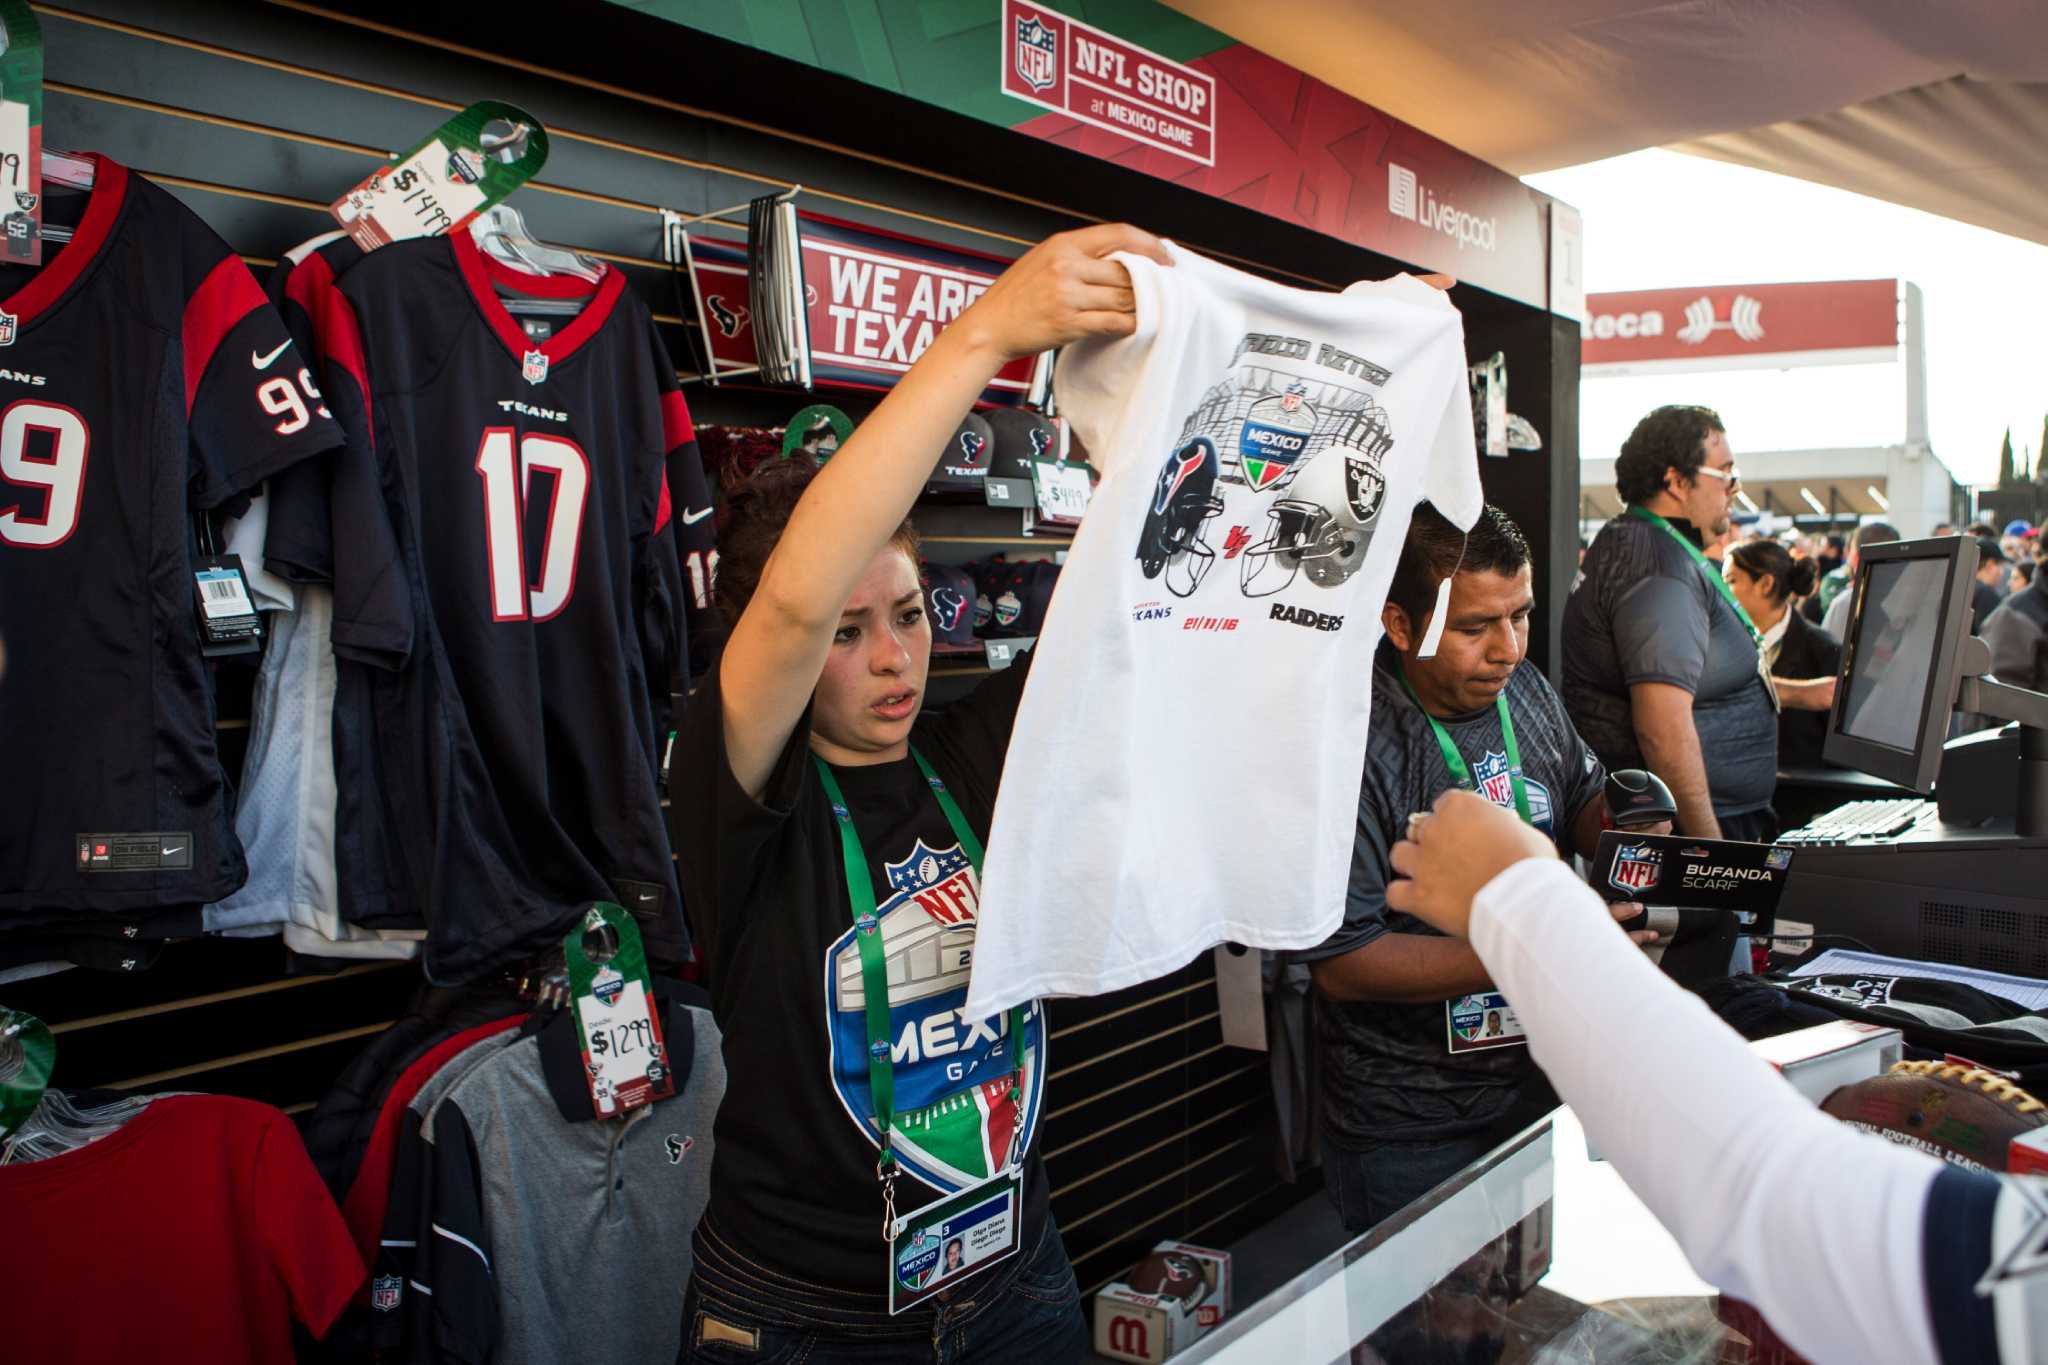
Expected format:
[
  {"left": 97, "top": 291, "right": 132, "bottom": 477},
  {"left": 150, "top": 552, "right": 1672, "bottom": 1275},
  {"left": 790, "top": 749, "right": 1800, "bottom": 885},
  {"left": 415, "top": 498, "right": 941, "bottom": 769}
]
[
  {"left": 1415, "top": 574, "right": 1455, "bottom": 659},
  {"left": 1414, "top": 527, "right": 1470, "bottom": 661}
]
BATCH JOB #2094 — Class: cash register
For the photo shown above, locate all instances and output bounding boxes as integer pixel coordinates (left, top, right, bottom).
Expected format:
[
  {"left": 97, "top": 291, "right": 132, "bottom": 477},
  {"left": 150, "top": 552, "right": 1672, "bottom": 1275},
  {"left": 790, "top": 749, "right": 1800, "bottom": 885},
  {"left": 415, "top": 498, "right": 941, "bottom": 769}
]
[{"left": 1775, "top": 535, "right": 2048, "bottom": 971}]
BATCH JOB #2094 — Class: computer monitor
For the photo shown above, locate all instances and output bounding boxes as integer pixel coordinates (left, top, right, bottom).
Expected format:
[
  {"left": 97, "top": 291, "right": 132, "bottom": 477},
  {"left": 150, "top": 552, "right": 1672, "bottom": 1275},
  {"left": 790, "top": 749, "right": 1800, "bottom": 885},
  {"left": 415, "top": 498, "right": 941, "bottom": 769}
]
[{"left": 1823, "top": 535, "right": 1980, "bottom": 792}]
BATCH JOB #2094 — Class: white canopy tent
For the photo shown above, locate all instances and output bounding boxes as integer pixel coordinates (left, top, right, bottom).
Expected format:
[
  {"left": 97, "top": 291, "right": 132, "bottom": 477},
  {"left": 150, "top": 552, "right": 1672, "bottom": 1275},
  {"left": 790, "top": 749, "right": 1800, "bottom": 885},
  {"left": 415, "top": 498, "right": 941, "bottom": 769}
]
[{"left": 1164, "top": 1, "right": 2048, "bottom": 247}]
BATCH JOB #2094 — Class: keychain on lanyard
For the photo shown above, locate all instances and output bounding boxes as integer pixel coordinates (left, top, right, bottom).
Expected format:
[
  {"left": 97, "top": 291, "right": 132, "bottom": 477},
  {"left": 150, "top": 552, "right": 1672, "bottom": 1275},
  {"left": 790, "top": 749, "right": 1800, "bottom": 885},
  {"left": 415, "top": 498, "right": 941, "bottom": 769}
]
[
  {"left": 812, "top": 748, "right": 1027, "bottom": 1239},
  {"left": 1395, "top": 661, "right": 1533, "bottom": 826}
]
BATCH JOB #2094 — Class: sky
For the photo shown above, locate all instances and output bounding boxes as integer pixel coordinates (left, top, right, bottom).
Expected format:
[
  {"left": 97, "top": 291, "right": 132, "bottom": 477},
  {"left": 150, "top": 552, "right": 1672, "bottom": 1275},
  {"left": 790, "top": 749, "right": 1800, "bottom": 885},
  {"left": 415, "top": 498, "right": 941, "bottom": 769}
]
[{"left": 1524, "top": 149, "right": 2048, "bottom": 489}]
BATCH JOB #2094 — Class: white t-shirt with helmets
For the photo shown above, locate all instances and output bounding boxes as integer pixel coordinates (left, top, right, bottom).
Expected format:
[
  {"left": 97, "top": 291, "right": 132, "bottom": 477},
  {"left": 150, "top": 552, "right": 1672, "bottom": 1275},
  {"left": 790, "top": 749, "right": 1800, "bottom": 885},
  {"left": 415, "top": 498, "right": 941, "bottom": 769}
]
[{"left": 965, "top": 242, "right": 1483, "bottom": 1018}]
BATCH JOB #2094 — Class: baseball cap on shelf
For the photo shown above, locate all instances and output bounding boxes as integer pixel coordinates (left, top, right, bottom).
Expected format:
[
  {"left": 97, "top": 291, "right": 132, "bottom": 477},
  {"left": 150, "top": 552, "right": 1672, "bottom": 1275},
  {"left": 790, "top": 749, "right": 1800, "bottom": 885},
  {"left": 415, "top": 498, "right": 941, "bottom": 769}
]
[
  {"left": 985, "top": 405, "right": 1061, "bottom": 482},
  {"left": 982, "top": 561, "right": 1060, "bottom": 638},
  {"left": 922, "top": 562, "right": 981, "bottom": 654},
  {"left": 926, "top": 412, "right": 995, "bottom": 494}
]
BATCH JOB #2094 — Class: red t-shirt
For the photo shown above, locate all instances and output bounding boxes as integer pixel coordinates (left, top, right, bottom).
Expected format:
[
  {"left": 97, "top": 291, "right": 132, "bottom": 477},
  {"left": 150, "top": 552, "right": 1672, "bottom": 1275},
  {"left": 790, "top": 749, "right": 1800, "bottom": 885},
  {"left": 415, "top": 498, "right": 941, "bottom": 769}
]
[{"left": 1, "top": 1094, "right": 364, "bottom": 1362}]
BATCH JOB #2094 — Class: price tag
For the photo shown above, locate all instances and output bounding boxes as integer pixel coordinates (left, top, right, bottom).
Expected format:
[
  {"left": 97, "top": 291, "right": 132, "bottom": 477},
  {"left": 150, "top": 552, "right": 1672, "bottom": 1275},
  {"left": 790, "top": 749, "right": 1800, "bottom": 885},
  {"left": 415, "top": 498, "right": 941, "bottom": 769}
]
[
  {"left": 0, "top": 1, "right": 44, "bottom": 267},
  {"left": 328, "top": 101, "right": 548, "bottom": 252},
  {"left": 565, "top": 902, "right": 674, "bottom": 1118},
  {"left": 1030, "top": 460, "right": 1090, "bottom": 525},
  {"left": 191, "top": 554, "right": 262, "bottom": 658}
]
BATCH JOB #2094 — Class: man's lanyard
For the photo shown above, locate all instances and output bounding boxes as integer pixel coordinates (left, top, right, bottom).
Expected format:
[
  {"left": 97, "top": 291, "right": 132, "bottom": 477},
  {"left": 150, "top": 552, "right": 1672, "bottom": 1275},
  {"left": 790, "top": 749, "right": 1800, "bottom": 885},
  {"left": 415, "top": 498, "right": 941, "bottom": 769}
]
[
  {"left": 812, "top": 747, "right": 1026, "bottom": 1234},
  {"left": 1625, "top": 505, "right": 1781, "bottom": 711},
  {"left": 1625, "top": 505, "right": 1761, "bottom": 646},
  {"left": 1395, "top": 663, "right": 1533, "bottom": 826}
]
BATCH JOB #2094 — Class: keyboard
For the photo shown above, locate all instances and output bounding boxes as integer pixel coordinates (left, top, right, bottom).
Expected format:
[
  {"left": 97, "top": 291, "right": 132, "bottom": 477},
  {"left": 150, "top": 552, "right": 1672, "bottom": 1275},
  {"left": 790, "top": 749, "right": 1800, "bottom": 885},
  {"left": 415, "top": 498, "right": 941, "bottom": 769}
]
[{"left": 1779, "top": 797, "right": 1939, "bottom": 846}]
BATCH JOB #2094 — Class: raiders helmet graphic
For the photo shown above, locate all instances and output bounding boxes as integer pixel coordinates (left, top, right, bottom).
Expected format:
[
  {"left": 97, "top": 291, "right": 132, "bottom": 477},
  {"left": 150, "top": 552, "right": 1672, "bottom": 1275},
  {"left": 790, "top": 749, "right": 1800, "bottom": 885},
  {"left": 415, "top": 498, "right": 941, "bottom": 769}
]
[
  {"left": 1239, "top": 420, "right": 1391, "bottom": 597},
  {"left": 1135, "top": 437, "right": 1225, "bottom": 597}
]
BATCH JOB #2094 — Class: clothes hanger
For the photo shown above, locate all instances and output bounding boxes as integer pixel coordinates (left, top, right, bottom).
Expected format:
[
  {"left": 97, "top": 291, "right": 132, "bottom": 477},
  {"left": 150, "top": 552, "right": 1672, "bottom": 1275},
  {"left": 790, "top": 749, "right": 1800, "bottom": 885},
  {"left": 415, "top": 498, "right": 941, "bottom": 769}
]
[
  {"left": 0, "top": 1009, "right": 156, "bottom": 1165},
  {"left": 469, "top": 203, "right": 604, "bottom": 302},
  {"left": 29, "top": 149, "right": 95, "bottom": 245},
  {"left": 0, "top": 1008, "right": 53, "bottom": 1139}
]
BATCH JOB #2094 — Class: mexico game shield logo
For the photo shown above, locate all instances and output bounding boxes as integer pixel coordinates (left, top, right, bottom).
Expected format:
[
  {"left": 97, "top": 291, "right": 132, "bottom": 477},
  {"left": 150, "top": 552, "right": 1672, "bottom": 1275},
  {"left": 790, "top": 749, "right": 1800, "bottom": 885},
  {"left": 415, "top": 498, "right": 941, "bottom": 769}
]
[
  {"left": 1014, "top": 13, "right": 1059, "bottom": 92},
  {"left": 1610, "top": 842, "right": 1662, "bottom": 894},
  {"left": 1239, "top": 383, "right": 1315, "bottom": 491}
]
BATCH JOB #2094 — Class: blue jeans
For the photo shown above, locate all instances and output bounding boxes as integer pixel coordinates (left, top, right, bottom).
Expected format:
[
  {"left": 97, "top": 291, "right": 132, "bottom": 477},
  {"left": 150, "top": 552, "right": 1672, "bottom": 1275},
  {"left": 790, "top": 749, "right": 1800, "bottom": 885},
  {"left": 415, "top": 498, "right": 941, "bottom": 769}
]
[
  {"left": 678, "top": 1214, "right": 1087, "bottom": 1365},
  {"left": 1322, "top": 1131, "right": 1494, "bottom": 1233}
]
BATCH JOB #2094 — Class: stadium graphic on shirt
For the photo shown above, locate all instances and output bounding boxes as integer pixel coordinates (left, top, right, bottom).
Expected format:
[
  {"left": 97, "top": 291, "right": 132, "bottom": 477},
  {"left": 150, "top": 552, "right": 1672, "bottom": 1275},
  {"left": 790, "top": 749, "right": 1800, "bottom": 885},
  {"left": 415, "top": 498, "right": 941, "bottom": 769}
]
[
  {"left": 1134, "top": 334, "right": 1397, "bottom": 600},
  {"left": 824, "top": 840, "right": 1045, "bottom": 1192}
]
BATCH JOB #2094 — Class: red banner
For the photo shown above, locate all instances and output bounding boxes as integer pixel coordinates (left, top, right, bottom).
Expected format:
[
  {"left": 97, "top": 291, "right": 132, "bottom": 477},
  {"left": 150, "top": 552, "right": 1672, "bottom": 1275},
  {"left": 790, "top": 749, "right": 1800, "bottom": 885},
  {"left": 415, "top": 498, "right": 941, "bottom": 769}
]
[
  {"left": 1002, "top": 6, "right": 1216, "bottom": 166},
  {"left": 681, "top": 213, "right": 1045, "bottom": 400},
  {"left": 1583, "top": 280, "right": 1899, "bottom": 372},
  {"left": 997, "top": 0, "right": 1550, "bottom": 308}
]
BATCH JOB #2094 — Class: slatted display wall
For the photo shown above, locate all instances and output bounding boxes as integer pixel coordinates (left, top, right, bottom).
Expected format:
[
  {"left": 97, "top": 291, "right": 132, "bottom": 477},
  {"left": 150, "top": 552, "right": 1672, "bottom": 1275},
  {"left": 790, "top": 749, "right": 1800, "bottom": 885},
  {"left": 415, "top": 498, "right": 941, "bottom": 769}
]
[{"left": 0, "top": 0, "right": 1360, "bottom": 1295}]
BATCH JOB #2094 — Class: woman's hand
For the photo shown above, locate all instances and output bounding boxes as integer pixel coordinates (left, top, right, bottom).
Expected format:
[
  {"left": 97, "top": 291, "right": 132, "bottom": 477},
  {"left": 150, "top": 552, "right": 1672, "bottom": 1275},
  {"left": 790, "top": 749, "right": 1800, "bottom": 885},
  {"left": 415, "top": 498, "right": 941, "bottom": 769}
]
[
  {"left": 956, "top": 224, "right": 1171, "bottom": 362},
  {"left": 1386, "top": 790, "right": 1557, "bottom": 939}
]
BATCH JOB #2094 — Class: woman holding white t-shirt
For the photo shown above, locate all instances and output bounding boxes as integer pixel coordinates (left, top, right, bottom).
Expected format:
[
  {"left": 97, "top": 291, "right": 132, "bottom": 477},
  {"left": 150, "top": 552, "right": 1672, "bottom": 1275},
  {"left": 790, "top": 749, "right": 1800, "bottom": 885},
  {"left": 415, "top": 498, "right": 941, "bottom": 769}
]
[{"left": 671, "top": 225, "right": 1171, "bottom": 1363}]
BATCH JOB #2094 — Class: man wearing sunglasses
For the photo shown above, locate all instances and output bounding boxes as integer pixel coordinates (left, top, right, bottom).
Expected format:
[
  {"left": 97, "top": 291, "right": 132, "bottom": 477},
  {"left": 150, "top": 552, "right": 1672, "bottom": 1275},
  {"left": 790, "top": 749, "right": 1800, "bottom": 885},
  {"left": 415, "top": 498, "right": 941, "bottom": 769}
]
[{"left": 1562, "top": 405, "right": 1789, "bottom": 841}]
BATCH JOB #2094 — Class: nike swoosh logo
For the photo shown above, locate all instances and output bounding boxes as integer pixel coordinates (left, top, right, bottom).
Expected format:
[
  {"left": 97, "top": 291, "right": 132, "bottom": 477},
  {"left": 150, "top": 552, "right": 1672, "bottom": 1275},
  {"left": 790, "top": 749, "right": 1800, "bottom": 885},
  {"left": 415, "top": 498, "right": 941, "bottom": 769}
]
[
  {"left": 680, "top": 507, "right": 713, "bottom": 526},
  {"left": 161, "top": 844, "right": 182, "bottom": 856},
  {"left": 251, "top": 341, "right": 291, "bottom": 369},
  {"left": 637, "top": 892, "right": 658, "bottom": 901}
]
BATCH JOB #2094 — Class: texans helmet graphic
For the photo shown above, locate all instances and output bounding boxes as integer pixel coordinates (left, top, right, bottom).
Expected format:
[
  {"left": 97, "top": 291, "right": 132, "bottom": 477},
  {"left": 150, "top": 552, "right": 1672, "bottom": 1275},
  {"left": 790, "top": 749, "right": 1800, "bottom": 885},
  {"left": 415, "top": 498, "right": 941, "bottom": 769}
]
[{"left": 1135, "top": 437, "right": 1225, "bottom": 596}]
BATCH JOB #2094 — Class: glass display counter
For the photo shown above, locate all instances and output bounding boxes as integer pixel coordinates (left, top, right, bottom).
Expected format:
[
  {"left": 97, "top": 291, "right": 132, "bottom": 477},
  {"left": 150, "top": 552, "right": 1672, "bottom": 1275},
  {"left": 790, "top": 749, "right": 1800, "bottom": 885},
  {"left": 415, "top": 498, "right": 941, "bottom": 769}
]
[{"left": 1156, "top": 1108, "right": 1790, "bottom": 1364}]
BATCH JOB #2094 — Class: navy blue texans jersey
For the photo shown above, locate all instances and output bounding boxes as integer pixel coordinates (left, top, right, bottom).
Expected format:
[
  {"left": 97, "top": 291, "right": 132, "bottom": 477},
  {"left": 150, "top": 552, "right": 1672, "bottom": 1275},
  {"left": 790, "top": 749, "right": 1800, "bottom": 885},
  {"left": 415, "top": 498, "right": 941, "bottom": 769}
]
[
  {"left": 305, "top": 230, "right": 709, "bottom": 980},
  {"left": 0, "top": 155, "right": 340, "bottom": 919}
]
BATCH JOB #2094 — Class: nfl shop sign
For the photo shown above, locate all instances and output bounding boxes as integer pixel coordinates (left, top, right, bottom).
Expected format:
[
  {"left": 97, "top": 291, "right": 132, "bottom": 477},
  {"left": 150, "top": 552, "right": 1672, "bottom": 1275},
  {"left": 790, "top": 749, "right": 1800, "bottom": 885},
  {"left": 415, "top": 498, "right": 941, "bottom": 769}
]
[
  {"left": 1002, "top": 1, "right": 1216, "bottom": 165},
  {"left": 680, "top": 213, "right": 1046, "bottom": 400},
  {"left": 1583, "top": 279, "right": 1900, "bottom": 375}
]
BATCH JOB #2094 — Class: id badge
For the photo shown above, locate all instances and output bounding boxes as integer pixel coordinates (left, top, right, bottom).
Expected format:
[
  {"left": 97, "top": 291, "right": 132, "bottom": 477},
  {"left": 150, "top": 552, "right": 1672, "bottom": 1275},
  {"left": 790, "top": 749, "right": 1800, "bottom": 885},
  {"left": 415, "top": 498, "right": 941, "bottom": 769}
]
[
  {"left": 1446, "top": 992, "right": 1527, "bottom": 1053},
  {"left": 885, "top": 1167, "right": 1024, "bottom": 1316}
]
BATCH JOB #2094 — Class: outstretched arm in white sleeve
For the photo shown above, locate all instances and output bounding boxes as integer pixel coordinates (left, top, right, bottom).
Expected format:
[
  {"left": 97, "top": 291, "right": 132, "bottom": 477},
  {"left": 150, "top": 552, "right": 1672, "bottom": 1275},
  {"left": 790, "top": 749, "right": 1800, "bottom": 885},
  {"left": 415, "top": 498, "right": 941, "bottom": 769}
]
[{"left": 1385, "top": 791, "right": 1944, "bottom": 1365}]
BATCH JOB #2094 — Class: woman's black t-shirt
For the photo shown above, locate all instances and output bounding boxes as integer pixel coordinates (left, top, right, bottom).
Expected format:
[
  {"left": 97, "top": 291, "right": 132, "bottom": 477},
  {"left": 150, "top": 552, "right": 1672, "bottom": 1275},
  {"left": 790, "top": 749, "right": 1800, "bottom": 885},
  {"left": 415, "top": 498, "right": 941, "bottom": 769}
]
[{"left": 672, "top": 653, "right": 1049, "bottom": 1296}]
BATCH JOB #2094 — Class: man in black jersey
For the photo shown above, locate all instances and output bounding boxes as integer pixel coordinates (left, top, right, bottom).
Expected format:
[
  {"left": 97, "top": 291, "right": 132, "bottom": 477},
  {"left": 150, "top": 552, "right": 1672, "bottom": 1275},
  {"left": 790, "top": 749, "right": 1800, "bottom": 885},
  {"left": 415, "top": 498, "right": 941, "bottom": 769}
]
[{"left": 1298, "top": 504, "right": 1661, "bottom": 1232}]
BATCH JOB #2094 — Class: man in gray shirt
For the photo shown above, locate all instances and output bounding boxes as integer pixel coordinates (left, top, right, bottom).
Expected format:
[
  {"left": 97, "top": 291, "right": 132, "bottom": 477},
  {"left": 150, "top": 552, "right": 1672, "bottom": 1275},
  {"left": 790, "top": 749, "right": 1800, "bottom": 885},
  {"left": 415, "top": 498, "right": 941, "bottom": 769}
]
[{"left": 1564, "top": 406, "right": 1833, "bottom": 840}]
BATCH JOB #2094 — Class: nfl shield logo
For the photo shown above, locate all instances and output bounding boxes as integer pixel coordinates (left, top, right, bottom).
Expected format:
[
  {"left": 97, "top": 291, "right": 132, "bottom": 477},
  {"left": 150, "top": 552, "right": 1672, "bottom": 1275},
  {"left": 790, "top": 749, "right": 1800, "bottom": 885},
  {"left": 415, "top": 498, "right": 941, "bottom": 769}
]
[
  {"left": 1610, "top": 842, "right": 1662, "bottom": 894},
  {"left": 370, "top": 1275, "right": 403, "bottom": 1312},
  {"left": 521, "top": 349, "right": 548, "bottom": 385},
  {"left": 0, "top": 311, "right": 18, "bottom": 347},
  {"left": 1015, "top": 14, "right": 1059, "bottom": 93}
]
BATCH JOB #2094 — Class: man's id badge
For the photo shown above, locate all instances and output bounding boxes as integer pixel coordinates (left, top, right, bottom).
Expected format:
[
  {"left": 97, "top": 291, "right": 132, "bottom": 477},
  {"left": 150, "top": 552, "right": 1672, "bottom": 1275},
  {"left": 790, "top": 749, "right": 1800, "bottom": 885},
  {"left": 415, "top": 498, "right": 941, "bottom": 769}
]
[
  {"left": 886, "top": 1169, "right": 1023, "bottom": 1316},
  {"left": 1446, "top": 992, "right": 1527, "bottom": 1053}
]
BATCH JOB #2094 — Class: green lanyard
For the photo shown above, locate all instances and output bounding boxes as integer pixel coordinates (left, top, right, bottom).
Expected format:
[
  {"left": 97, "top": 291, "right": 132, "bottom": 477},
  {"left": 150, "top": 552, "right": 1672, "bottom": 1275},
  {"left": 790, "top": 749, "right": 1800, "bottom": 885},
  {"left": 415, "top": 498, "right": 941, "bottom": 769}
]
[
  {"left": 812, "top": 747, "right": 1027, "bottom": 1230},
  {"left": 1625, "top": 505, "right": 1762, "bottom": 646},
  {"left": 1395, "top": 662, "right": 1533, "bottom": 826}
]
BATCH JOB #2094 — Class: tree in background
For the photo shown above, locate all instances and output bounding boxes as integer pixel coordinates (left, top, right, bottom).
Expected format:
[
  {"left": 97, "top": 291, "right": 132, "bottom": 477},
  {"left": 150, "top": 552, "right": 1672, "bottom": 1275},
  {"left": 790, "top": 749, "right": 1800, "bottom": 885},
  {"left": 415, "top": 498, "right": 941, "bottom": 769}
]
[{"left": 1999, "top": 428, "right": 2016, "bottom": 487}]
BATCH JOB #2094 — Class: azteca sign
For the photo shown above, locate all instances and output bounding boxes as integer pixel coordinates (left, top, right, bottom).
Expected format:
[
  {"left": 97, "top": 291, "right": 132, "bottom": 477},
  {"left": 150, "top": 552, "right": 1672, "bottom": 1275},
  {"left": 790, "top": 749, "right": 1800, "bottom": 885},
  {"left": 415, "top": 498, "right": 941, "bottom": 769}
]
[
  {"left": 683, "top": 212, "right": 1045, "bottom": 400},
  {"left": 1583, "top": 279, "right": 1899, "bottom": 374}
]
